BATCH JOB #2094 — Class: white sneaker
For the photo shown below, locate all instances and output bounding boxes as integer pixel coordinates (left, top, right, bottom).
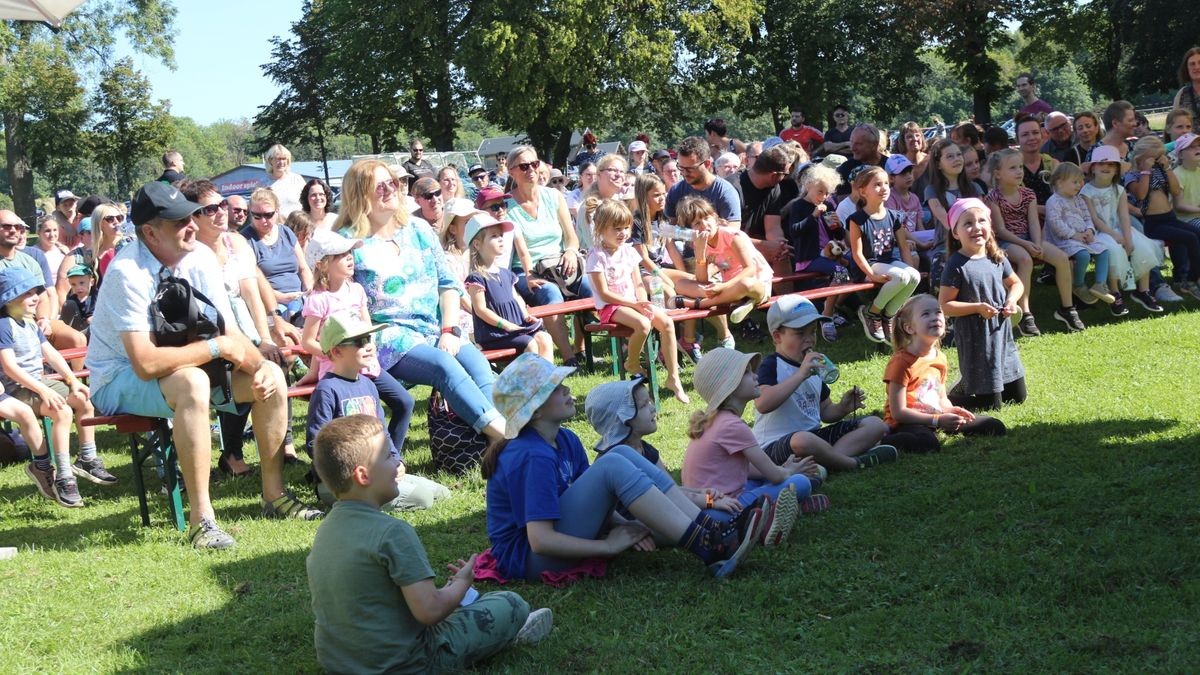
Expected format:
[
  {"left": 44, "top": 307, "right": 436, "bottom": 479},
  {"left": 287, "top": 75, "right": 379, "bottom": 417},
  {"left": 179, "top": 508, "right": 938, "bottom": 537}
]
[
  {"left": 1155, "top": 285, "right": 1184, "bottom": 303},
  {"left": 718, "top": 336, "right": 736, "bottom": 349},
  {"left": 516, "top": 607, "right": 553, "bottom": 645}
]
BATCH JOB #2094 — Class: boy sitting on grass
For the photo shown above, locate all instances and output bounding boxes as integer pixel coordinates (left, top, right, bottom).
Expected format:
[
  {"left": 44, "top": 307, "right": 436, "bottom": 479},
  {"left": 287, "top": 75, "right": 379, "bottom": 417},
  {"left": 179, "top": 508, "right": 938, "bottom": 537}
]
[
  {"left": 306, "top": 313, "right": 448, "bottom": 510},
  {"left": 307, "top": 415, "right": 552, "bottom": 673},
  {"left": 753, "top": 295, "right": 898, "bottom": 472}
]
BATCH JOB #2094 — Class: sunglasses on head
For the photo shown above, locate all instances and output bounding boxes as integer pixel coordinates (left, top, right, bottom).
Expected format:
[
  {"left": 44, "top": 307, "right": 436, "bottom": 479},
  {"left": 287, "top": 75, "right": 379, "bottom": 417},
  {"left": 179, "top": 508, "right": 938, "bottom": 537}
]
[
  {"left": 517, "top": 160, "right": 541, "bottom": 172},
  {"left": 420, "top": 189, "right": 442, "bottom": 200},
  {"left": 198, "top": 200, "right": 229, "bottom": 217},
  {"left": 338, "top": 336, "right": 371, "bottom": 348},
  {"left": 251, "top": 211, "right": 276, "bottom": 221}
]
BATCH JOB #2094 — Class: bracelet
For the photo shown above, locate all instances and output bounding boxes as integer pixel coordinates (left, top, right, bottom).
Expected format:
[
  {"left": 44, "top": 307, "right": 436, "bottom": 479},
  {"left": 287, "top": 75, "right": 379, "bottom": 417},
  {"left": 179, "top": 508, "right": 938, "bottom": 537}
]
[
  {"left": 1140, "top": 171, "right": 1151, "bottom": 176},
  {"left": 497, "top": 319, "right": 507, "bottom": 330},
  {"left": 705, "top": 491, "right": 714, "bottom": 509},
  {"left": 932, "top": 414, "right": 940, "bottom": 428},
  {"left": 206, "top": 338, "right": 220, "bottom": 360},
  {"left": 695, "top": 257, "right": 709, "bottom": 265}
]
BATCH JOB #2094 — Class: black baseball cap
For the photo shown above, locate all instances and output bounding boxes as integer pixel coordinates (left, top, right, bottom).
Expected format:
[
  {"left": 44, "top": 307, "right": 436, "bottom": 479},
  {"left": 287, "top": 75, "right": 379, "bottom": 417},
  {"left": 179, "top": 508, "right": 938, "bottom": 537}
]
[{"left": 130, "top": 181, "right": 202, "bottom": 226}]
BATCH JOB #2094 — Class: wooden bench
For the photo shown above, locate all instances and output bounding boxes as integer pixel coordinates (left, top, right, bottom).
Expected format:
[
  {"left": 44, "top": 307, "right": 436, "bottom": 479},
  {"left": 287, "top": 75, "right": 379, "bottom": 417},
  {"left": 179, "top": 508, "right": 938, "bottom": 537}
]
[{"left": 80, "top": 384, "right": 321, "bottom": 531}]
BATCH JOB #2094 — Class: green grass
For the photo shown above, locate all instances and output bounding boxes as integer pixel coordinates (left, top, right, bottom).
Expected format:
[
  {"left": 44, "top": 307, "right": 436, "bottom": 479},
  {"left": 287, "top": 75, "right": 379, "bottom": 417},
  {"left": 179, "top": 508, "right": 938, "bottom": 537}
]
[{"left": 2, "top": 290, "right": 1199, "bottom": 672}]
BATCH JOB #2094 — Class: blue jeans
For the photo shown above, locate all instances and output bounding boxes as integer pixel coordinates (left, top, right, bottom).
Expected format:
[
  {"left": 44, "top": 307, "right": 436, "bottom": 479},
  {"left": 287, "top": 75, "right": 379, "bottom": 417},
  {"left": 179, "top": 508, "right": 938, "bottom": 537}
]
[
  {"left": 369, "top": 370, "right": 415, "bottom": 455},
  {"left": 703, "top": 474, "right": 815, "bottom": 524},
  {"left": 389, "top": 343, "right": 499, "bottom": 433},
  {"left": 1071, "top": 248, "right": 1110, "bottom": 287},
  {"left": 525, "top": 445, "right": 674, "bottom": 579}
]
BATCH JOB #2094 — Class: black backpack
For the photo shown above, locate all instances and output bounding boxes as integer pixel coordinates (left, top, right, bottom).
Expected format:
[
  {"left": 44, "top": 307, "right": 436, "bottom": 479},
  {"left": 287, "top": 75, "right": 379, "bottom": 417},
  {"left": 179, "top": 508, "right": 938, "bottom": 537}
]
[{"left": 151, "top": 269, "right": 232, "bottom": 402}]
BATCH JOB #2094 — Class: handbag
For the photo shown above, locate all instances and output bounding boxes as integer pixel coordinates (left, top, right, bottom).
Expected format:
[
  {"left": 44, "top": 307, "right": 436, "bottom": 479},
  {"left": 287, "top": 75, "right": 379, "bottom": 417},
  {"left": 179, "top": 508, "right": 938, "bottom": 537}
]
[
  {"left": 533, "top": 249, "right": 585, "bottom": 298},
  {"left": 427, "top": 389, "right": 486, "bottom": 475},
  {"left": 151, "top": 270, "right": 233, "bottom": 403}
]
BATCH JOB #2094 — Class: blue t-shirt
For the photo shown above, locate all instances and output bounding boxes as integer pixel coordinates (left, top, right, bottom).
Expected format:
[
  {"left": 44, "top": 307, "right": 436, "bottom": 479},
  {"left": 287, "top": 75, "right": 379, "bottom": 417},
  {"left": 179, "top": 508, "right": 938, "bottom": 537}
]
[
  {"left": 306, "top": 372, "right": 396, "bottom": 458},
  {"left": 848, "top": 208, "right": 905, "bottom": 267},
  {"left": 753, "top": 353, "right": 830, "bottom": 446},
  {"left": 485, "top": 426, "right": 589, "bottom": 580},
  {"left": 241, "top": 224, "right": 302, "bottom": 294},
  {"left": 664, "top": 176, "right": 742, "bottom": 223},
  {"left": 0, "top": 316, "right": 46, "bottom": 391}
]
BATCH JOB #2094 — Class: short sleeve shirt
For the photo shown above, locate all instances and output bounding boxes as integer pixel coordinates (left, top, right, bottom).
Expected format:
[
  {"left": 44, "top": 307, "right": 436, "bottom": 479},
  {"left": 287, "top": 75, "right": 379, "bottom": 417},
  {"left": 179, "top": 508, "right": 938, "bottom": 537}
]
[
  {"left": 0, "top": 251, "right": 45, "bottom": 281},
  {"left": 681, "top": 410, "right": 756, "bottom": 497},
  {"left": 585, "top": 244, "right": 641, "bottom": 309},
  {"left": 485, "top": 427, "right": 589, "bottom": 580},
  {"left": 301, "top": 283, "right": 377, "bottom": 380},
  {"left": 735, "top": 170, "right": 788, "bottom": 239},
  {"left": 505, "top": 187, "right": 567, "bottom": 267},
  {"left": 86, "top": 242, "right": 234, "bottom": 393},
  {"left": 240, "top": 224, "right": 302, "bottom": 294},
  {"left": 0, "top": 316, "right": 46, "bottom": 391},
  {"left": 986, "top": 186, "right": 1036, "bottom": 239},
  {"left": 849, "top": 208, "right": 905, "bottom": 265},
  {"left": 307, "top": 500, "right": 435, "bottom": 674},
  {"left": 753, "top": 353, "right": 830, "bottom": 446},
  {"left": 882, "top": 349, "right": 948, "bottom": 427},
  {"left": 664, "top": 176, "right": 742, "bottom": 223}
]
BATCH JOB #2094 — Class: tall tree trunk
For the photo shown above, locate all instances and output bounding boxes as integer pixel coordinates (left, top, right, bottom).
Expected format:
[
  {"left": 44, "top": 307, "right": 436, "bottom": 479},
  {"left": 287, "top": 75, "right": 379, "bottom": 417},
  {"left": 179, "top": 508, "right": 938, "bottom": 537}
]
[
  {"left": 316, "top": 121, "right": 330, "bottom": 183},
  {"left": 5, "top": 111, "right": 35, "bottom": 223},
  {"left": 973, "top": 90, "right": 993, "bottom": 126}
]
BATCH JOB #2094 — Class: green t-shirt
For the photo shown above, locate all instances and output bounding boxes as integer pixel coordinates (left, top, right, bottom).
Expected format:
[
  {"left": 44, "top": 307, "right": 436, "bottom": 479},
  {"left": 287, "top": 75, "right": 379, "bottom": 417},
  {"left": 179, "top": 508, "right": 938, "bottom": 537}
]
[{"left": 307, "top": 500, "right": 435, "bottom": 674}]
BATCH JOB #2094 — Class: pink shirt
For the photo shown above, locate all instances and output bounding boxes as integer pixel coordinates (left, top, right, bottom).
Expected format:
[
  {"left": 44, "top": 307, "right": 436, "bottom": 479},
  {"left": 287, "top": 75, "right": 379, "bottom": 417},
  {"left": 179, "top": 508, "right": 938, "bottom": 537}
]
[
  {"left": 302, "top": 282, "right": 381, "bottom": 379},
  {"left": 585, "top": 243, "right": 641, "bottom": 310},
  {"left": 708, "top": 229, "right": 773, "bottom": 284},
  {"left": 886, "top": 191, "right": 923, "bottom": 234},
  {"left": 681, "top": 410, "right": 756, "bottom": 497}
]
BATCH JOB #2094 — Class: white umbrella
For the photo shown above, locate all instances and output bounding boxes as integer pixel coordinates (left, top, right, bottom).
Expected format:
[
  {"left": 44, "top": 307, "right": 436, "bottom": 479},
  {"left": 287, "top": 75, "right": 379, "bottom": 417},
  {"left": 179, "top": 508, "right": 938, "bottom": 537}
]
[{"left": 0, "top": 0, "right": 85, "bottom": 27}]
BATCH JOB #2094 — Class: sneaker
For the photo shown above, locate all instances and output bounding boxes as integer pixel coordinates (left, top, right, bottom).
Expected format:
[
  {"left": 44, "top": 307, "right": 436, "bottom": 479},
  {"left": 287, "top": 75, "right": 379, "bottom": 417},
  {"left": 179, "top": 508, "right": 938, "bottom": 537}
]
[
  {"left": 1182, "top": 281, "right": 1200, "bottom": 301},
  {"left": 72, "top": 457, "right": 118, "bottom": 486},
  {"left": 1072, "top": 285, "right": 1097, "bottom": 305},
  {"left": 761, "top": 485, "right": 798, "bottom": 547},
  {"left": 515, "top": 607, "right": 554, "bottom": 646},
  {"left": 729, "top": 299, "right": 756, "bottom": 324},
  {"left": 1129, "top": 289, "right": 1163, "bottom": 312},
  {"left": 800, "top": 494, "right": 832, "bottom": 514},
  {"left": 718, "top": 335, "right": 736, "bottom": 350},
  {"left": 1017, "top": 313, "right": 1041, "bottom": 337},
  {"left": 1036, "top": 267, "right": 1056, "bottom": 285},
  {"left": 880, "top": 314, "right": 894, "bottom": 345},
  {"left": 53, "top": 476, "right": 83, "bottom": 508},
  {"left": 730, "top": 495, "right": 769, "bottom": 545},
  {"left": 188, "top": 518, "right": 236, "bottom": 550},
  {"left": 820, "top": 322, "right": 839, "bottom": 342},
  {"left": 1109, "top": 292, "right": 1129, "bottom": 316},
  {"left": 25, "top": 462, "right": 56, "bottom": 501},
  {"left": 1089, "top": 283, "right": 1116, "bottom": 304},
  {"left": 677, "top": 340, "right": 703, "bottom": 364},
  {"left": 704, "top": 508, "right": 760, "bottom": 579},
  {"left": 831, "top": 314, "right": 849, "bottom": 327},
  {"left": 856, "top": 444, "right": 899, "bottom": 469},
  {"left": 857, "top": 306, "right": 885, "bottom": 343},
  {"left": 262, "top": 491, "right": 325, "bottom": 520},
  {"left": 1053, "top": 306, "right": 1086, "bottom": 332},
  {"left": 1155, "top": 284, "right": 1184, "bottom": 303}
]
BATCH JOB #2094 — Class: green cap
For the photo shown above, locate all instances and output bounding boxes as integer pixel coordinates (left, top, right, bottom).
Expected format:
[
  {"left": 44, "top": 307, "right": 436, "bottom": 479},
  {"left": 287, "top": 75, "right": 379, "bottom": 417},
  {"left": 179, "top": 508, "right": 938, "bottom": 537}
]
[{"left": 318, "top": 312, "right": 387, "bottom": 354}]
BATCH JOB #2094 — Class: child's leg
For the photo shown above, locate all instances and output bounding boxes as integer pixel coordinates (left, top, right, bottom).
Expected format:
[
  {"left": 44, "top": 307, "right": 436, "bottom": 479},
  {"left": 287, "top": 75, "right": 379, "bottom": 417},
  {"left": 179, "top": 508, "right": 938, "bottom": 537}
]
[
  {"left": 741, "top": 474, "right": 813, "bottom": 505},
  {"left": 698, "top": 278, "right": 766, "bottom": 308},
  {"left": 776, "top": 430, "right": 857, "bottom": 471},
  {"left": 425, "top": 591, "right": 531, "bottom": 671},
  {"left": 880, "top": 264, "right": 921, "bottom": 316},
  {"left": 383, "top": 473, "right": 451, "bottom": 511},
  {"left": 890, "top": 423, "right": 941, "bottom": 452},
  {"left": 1039, "top": 243, "right": 1075, "bottom": 307},
  {"left": 370, "top": 371, "right": 415, "bottom": 455},
  {"left": 609, "top": 306, "right": 651, "bottom": 375},
  {"left": 959, "top": 415, "right": 1007, "bottom": 437},
  {"left": 1001, "top": 376, "right": 1027, "bottom": 406},
  {"left": 532, "top": 331, "right": 555, "bottom": 360},
  {"left": 1006, "top": 245, "right": 1034, "bottom": 310},
  {"left": 648, "top": 308, "right": 687, "bottom": 402},
  {"left": 0, "top": 397, "right": 45, "bottom": 458},
  {"left": 869, "top": 262, "right": 918, "bottom": 315},
  {"left": 1070, "top": 250, "right": 1091, "bottom": 288},
  {"left": 68, "top": 391, "right": 96, "bottom": 450},
  {"left": 38, "top": 400, "right": 74, "bottom": 476},
  {"left": 1092, "top": 248, "right": 1110, "bottom": 287}
]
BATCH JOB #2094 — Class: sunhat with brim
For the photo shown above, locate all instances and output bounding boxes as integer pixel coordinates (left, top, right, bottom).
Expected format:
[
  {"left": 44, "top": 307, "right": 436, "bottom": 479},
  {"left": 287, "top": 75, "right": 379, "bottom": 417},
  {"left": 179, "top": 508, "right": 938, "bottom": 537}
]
[
  {"left": 494, "top": 353, "right": 575, "bottom": 439},
  {"left": 693, "top": 348, "right": 761, "bottom": 414},
  {"left": 947, "top": 197, "right": 991, "bottom": 233},
  {"left": 585, "top": 376, "right": 646, "bottom": 452},
  {"left": 1172, "top": 132, "right": 1197, "bottom": 157},
  {"left": 464, "top": 212, "right": 514, "bottom": 247},
  {"left": 820, "top": 154, "right": 848, "bottom": 169},
  {"left": 304, "top": 229, "right": 363, "bottom": 270},
  {"left": 1080, "top": 144, "right": 1128, "bottom": 174},
  {"left": 0, "top": 267, "right": 46, "bottom": 307},
  {"left": 318, "top": 312, "right": 387, "bottom": 354}
]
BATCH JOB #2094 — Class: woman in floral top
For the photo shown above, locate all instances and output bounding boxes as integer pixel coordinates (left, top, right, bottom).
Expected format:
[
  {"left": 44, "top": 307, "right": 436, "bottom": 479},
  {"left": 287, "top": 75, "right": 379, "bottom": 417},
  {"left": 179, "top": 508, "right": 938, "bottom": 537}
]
[{"left": 337, "top": 160, "right": 506, "bottom": 443}]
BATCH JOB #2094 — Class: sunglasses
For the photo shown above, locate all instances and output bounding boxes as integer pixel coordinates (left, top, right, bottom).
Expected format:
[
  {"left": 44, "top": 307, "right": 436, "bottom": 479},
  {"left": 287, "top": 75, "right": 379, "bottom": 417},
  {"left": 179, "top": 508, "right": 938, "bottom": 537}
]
[
  {"left": 470, "top": 174, "right": 488, "bottom": 182},
  {"left": 250, "top": 211, "right": 276, "bottom": 221},
  {"left": 517, "top": 160, "right": 541, "bottom": 172},
  {"left": 0, "top": 222, "right": 28, "bottom": 231},
  {"left": 198, "top": 200, "right": 229, "bottom": 217},
  {"left": 375, "top": 178, "right": 400, "bottom": 198},
  {"left": 230, "top": 207, "right": 248, "bottom": 216},
  {"left": 485, "top": 203, "right": 506, "bottom": 213},
  {"left": 101, "top": 214, "right": 127, "bottom": 223},
  {"left": 420, "top": 189, "right": 442, "bottom": 200},
  {"left": 338, "top": 336, "right": 372, "bottom": 348}
]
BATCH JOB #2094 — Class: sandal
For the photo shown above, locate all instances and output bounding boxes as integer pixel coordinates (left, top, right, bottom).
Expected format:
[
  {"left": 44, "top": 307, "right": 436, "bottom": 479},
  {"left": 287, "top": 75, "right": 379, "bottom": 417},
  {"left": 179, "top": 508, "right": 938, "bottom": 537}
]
[{"left": 673, "top": 296, "right": 701, "bottom": 310}]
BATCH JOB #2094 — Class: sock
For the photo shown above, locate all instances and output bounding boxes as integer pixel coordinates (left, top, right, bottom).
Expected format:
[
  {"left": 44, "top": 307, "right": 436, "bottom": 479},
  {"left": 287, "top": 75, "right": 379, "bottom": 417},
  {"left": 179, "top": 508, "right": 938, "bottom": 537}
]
[
  {"left": 32, "top": 454, "right": 52, "bottom": 472},
  {"left": 79, "top": 442, "right": 97, "bottom": 462},
  {"left": 53, "top": 451, "right": 73, "bottom": 480},
  {"left": 677, "top": 520, "right": 717, "bottom": 564},
  {"left": 696, "top": 512, "right": 721, "bottom": 531}
]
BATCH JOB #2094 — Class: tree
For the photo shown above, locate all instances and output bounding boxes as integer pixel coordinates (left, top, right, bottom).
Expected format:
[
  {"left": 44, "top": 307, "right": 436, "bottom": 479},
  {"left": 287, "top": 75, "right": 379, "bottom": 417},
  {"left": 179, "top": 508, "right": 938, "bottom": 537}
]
[
  {"left": 89, "top": 57, "right": 174, "bottom": 198},
  {"left": 254, "top": 1, "right": 337, "bottom": 181},
  {"left": 1, "top": 1, "right": 176, "bottom": 219}
]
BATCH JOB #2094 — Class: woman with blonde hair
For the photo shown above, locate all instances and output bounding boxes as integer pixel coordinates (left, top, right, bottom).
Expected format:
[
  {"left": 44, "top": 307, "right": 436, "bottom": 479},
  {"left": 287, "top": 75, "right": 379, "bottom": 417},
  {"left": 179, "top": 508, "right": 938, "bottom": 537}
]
[
  {"left": 336, "top": 159, "right": 507, "bottom": 444},
  {"left": 892, "top": 121, "right": 931, "bottom": 197},
  {"left": 575, "top": 153, "right": 629, "bottom": 250},
  {"left": 265, "top": 143, "right": 306, "bottom": 218},
  {"left": 242, "top": 187, "right": 313, "bottom": 325}
]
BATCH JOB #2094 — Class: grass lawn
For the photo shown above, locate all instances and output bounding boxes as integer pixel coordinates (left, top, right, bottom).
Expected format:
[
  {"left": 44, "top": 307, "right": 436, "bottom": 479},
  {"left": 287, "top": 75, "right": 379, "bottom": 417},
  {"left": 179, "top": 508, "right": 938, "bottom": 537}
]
[{"left": 2, "top": 288, "right": 1199, "bottom": 672}]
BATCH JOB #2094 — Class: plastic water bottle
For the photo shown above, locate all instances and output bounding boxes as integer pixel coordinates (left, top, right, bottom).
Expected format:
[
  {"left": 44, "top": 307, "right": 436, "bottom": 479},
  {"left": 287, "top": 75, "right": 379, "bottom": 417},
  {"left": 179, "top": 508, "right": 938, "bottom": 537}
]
[
  {"left": 652, "top": 223, "right": 702, "bottom": 242},
  {"left": 813, "top": 355, "right": 840, "bottom": 384},
  {"left": 648, "top": 275, "right": 666, "bottom": 309}
]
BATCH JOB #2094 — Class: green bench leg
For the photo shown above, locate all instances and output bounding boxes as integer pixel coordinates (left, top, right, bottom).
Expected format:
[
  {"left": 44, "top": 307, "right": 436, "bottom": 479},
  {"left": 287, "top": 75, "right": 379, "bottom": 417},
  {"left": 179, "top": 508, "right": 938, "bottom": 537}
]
[
  {"left": 609, "top": 336, "right": 621, "bottom": 378},
  {"left": 646, "top": 332, "right": 660, "bottom": 409},
  {"left": 130, "top": 421, "right": 186, "bottom": 532}
]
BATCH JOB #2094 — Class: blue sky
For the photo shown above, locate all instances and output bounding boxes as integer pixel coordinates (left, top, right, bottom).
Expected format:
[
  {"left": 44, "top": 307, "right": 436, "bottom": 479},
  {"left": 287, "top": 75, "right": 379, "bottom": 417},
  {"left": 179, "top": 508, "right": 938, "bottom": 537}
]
[{"left": 114, "top": 1, "right": 303, "bottom": 125}]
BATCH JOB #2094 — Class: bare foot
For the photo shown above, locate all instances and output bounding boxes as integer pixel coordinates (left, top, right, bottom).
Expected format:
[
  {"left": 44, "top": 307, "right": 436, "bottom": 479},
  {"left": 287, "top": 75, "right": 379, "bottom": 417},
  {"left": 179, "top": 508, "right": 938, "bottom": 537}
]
[
  {"left": 623, "top": 358, "right": 647, "bottom": 377},
  {"left": 668, "top": 378, "right": 690, "bottom": 404}
]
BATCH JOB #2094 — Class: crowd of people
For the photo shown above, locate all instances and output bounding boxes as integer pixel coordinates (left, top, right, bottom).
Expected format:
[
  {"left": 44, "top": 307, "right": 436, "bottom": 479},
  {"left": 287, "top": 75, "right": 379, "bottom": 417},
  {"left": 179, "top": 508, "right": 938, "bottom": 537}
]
[{"left": 4, "top": 47, "right": 1200, "bottom": 671}]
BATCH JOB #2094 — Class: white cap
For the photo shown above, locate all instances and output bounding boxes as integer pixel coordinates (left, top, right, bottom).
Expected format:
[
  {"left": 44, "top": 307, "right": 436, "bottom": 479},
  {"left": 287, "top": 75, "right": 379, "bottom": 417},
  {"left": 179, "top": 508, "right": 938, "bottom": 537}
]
[
  {"left": 304, "top": 229, "right": 362, "bottom": 269},
  {"left": 628, "top": 140, "right": 648, "bottom": 153}
]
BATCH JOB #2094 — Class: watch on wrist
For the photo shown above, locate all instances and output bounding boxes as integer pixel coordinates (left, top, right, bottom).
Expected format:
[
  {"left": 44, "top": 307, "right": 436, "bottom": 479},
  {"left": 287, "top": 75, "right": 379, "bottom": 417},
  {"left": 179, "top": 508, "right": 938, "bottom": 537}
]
[{"left": 441, "top": 326, "right": 462, "bottom": 338}]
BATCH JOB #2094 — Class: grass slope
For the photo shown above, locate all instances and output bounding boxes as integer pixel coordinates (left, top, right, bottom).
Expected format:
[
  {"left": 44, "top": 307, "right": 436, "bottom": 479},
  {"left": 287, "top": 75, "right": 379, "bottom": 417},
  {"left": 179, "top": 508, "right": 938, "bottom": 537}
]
[{"left": 1, "top": 296, "right": 1197, "bottom": 672}]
